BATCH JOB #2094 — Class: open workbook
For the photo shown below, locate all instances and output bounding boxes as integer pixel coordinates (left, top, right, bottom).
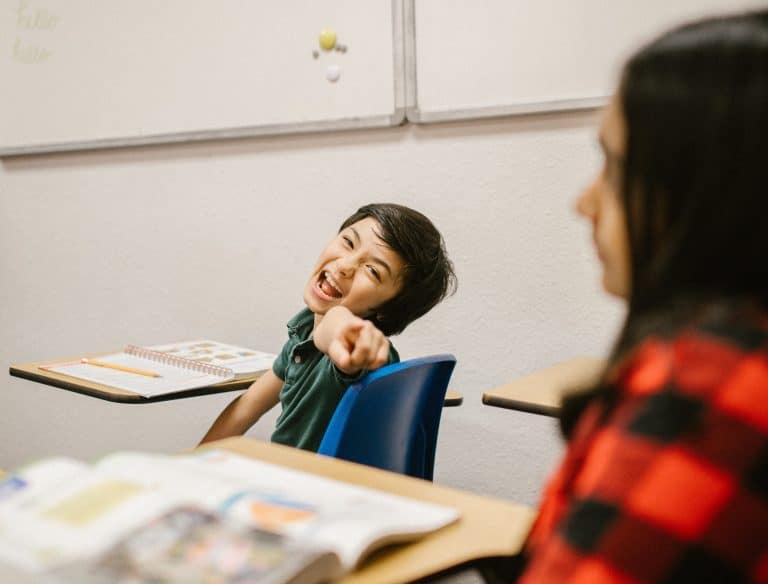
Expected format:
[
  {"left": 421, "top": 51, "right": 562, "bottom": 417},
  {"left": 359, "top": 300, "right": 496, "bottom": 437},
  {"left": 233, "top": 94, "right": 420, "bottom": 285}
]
[
  {"left": 0, "top": 449, "right": 459, "bottom": 583},
  {"left": 40, "top": 340, "right": 276, "bottom": 398}
]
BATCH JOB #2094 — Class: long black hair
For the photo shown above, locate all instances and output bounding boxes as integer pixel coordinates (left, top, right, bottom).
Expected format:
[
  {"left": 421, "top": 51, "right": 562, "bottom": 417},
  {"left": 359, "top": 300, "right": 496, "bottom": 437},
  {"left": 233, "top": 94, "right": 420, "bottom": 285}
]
[{"left": 561, "top": 10, "right": 768, "bottom": 436}]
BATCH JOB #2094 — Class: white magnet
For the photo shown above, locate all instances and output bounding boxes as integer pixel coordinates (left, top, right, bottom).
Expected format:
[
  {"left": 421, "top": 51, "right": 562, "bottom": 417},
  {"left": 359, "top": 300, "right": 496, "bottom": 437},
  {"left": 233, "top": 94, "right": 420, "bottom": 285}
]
[{"left": 326, "top": 65, "right": 341, "bottom": 82}]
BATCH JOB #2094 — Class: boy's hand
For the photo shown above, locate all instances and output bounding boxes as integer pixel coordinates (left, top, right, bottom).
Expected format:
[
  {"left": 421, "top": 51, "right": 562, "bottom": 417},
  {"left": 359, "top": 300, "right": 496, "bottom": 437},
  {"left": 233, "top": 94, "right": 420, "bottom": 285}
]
[{"left": 314, "top": 306, "right": 390, "bottom": 375}]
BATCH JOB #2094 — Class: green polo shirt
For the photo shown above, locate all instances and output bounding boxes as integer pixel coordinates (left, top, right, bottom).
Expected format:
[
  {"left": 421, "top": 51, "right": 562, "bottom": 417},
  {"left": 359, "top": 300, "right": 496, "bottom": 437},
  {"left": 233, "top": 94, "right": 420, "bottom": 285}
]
[{"left": 271, "top": 307, "right": 399, "bottom": 452}]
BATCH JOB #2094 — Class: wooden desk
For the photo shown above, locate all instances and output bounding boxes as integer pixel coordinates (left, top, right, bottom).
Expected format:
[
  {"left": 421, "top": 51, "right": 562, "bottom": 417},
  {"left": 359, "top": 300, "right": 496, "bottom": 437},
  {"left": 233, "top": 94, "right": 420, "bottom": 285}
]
[
  {"left": 482, "top": 356, "right": 605, "bottom": 417},
  {"left": 444, "top": 390, "right": 463, "bottom": 407},
  {"left": 9, "top": 353, "right": 262, "bottom": 404},
  {"left": 9, "top": 355, "right": 463, "bottom": 406},
  {"left": 203, "top": 438, "right": 535, "bottom": 583}
]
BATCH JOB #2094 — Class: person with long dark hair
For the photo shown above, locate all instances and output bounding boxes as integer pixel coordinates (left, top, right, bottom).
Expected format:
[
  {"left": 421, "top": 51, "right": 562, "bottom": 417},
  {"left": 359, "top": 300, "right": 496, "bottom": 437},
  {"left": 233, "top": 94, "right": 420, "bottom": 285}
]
[{"left": 518, "top": 10, "right": 768, "bottom": 583}]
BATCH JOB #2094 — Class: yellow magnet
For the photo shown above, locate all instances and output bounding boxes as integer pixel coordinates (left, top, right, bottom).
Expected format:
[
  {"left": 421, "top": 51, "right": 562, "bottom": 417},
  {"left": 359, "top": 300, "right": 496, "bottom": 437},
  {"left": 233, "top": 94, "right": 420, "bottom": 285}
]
[{"left": 319, "top": 29, "right": 337, "bottom": 51}]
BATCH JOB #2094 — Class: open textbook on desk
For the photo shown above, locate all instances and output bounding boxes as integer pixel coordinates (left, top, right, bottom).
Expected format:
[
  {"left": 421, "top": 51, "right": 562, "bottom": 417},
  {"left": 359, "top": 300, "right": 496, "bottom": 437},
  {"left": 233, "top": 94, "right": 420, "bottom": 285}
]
[
  {"left": 40, "top": 340, "right": 276, "bottom": 398},
  {"left": 0, "top": 449, "right": 459, "bottom": 583}
]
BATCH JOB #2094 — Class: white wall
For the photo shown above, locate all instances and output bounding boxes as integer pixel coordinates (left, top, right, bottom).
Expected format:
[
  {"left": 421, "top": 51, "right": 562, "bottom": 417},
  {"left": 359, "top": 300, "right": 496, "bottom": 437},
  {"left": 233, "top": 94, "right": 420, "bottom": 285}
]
[{"left": 0, "top": 110, "right": 624, "bottom": 508}]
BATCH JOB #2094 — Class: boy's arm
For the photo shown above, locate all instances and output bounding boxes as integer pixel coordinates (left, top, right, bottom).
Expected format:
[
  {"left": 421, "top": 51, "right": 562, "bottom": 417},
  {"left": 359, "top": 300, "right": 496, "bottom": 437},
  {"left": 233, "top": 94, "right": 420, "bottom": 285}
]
[
  {"left": 313, "top": 306, "right": 390, "bottom": 375},
  {"left": 198, "top": 370, "right": 283, "bottom": 445}
]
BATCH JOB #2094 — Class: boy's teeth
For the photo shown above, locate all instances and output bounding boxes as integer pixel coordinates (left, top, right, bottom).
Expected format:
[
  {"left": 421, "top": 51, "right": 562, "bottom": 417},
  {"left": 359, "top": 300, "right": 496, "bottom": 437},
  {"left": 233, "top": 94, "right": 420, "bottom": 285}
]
[
  {"left": 321, "top": 271, "right": 343, "bottom": 298},
  {"left": 325, "top": 272, "right": 342, "bottom": 294}
]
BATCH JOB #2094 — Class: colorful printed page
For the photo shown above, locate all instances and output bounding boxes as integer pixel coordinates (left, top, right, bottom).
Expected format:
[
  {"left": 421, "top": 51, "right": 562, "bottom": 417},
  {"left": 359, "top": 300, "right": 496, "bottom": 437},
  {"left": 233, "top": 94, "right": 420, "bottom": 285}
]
[
  {"left": 48, "top": 507, "right": 342, "bottom": 584},
  {"left": 95, "top": 450, "right": 460, "bottom": 571},
  {"left": 0, "top": 450, "right": 459, "bottom": 577},
  {"left": 147, "top": 340, "right": 276, "bottom": 378},
  {"left": 0, "top": 457, "right": 176, "bottom": 572}
]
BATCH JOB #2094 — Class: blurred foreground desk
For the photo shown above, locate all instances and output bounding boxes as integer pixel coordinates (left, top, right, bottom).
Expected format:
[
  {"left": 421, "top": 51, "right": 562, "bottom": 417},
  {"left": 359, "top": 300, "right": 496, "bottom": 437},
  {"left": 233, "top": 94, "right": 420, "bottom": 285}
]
[
  {"left": 203, "top": 437, "right": 535, "bottom": 583},
  {"left": 482, "top": 357, "right": 605, "bottom": 417},
  {"left": 9, "top": 354, "right": 463, "bottom": 406}
]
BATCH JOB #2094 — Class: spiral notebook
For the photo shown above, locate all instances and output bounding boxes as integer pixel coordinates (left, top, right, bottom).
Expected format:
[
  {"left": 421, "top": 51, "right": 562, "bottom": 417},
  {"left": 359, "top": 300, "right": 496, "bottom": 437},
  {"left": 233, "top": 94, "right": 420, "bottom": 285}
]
[{"left": 40, "top": 341, "right": 276, "bottom": 398}]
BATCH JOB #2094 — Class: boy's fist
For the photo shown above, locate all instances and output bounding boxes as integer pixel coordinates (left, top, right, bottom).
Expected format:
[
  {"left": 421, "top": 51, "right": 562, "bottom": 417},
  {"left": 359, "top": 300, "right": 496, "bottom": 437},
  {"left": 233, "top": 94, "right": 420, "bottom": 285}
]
[{"left": 314, "top": 307, "right": 390, "bottom": 375}]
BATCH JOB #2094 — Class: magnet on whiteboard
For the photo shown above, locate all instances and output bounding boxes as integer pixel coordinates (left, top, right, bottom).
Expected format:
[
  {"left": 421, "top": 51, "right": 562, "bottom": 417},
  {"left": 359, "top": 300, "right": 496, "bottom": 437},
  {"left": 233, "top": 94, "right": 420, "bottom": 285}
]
[
  {"left": 319, "top": 29, "right": 337, "bottom": 51},
  {"left": 326, "top": 65, "right": 341, "bottom": 82}
]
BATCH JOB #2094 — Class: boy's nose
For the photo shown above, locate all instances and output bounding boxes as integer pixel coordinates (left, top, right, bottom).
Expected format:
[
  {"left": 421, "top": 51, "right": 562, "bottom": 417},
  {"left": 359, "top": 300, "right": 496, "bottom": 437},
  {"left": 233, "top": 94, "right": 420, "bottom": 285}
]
[{"left": 335, "top": 258, "right": 356, "bottom": 277}]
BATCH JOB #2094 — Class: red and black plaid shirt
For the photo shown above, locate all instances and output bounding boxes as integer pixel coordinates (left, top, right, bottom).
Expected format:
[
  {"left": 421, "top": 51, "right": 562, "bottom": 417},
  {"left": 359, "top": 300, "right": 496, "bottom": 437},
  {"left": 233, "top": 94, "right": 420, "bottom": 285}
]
[{"left": 520, "top": 309, "right": 768, "bottom": 583}]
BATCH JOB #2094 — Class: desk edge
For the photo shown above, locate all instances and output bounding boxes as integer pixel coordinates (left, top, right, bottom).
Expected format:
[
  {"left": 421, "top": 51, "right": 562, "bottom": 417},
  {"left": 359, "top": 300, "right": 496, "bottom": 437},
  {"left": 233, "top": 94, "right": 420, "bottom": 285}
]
[
  {"left": 8, "top": 366, "right": 254, "bottom": 403},
  {"left": 481, "top": 393, "right": 559, "bottom": 417}
]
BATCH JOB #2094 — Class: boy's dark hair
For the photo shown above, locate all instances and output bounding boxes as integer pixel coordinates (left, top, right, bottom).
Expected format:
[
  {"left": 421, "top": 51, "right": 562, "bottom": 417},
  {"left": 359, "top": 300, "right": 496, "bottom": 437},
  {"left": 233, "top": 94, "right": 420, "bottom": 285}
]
[
  {"left": 561, "top": 10, "right": 768, "bottom": 436},
  {"left": 339, "top": 203, "right": 457, "bottom": 336}
]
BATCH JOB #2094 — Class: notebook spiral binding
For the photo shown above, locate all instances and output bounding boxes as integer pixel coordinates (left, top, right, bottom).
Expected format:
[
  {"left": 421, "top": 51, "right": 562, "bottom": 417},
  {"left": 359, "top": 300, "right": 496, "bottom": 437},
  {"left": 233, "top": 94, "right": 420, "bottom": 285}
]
[{"left": 125, "top": 345, "right": 233, "bottom": 378}]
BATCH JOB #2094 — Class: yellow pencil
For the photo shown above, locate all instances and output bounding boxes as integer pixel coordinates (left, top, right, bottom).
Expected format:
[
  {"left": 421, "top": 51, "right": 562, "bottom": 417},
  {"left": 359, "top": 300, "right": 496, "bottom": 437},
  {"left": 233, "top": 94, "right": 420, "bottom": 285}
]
[{"left": 81, "top": 358, "right": 161, "bottom": 378}]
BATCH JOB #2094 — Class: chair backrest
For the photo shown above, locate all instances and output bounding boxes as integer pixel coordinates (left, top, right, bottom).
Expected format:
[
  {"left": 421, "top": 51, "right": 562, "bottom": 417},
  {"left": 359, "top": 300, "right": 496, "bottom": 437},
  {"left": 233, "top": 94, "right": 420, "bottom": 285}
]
[{"left": 317, "top": 354, "right": 456, "bottom": 480}]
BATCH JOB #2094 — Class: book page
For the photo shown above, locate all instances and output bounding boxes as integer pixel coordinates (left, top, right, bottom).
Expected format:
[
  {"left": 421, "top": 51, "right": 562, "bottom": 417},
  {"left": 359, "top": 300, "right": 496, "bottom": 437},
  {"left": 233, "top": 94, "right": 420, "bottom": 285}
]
[
  {"left": 0, "top": 459, "right": 176, "bottom": 572},
  {"left": 0, "top": 450, "right": 459, "bottom": 576},
  {"left": 47, "top": 506, "right": 343, "bottom": 584},
  {"left": 148, "top": 340, "right": 276, "bottom": 378},
  {"left": 42, "top": 352, "right": 233, "bottom": 397},
  {"left": 95, "top": 450, "right": 460, "bottom": 571}
]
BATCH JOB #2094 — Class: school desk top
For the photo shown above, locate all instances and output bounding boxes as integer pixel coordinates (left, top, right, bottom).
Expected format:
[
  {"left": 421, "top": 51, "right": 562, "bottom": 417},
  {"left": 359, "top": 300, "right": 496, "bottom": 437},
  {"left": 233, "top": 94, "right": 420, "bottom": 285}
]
[
  {"left": 200, "top": 437, "right": 536, "bottom": 584},
  {"left": 482, "top": 356, "right": 605, "bottom": 416},
  {"left": 9, "top": 353, "right": 463, "bottom": 406}
]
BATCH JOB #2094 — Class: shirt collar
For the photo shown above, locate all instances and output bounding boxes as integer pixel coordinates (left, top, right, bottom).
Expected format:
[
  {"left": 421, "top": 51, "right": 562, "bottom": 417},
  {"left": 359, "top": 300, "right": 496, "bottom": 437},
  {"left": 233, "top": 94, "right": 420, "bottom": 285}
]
[{"left": 286, "top": 307, "right": 315, "bottom": 339}]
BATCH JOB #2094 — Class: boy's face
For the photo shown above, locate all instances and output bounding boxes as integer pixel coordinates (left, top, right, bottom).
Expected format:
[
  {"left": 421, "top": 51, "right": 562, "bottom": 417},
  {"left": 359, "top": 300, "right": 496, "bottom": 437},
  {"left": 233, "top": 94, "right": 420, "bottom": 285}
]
[{"left": 304, "top": 217, "right": 405, "bottom": 320}]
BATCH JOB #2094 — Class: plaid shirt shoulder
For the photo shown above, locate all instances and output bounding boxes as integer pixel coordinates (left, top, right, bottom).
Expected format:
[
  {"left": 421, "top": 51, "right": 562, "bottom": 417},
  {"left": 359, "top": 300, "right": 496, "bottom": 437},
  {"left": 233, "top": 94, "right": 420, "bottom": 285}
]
[{"left": 521, "top": 316, "right": 768, "bottom": 583}]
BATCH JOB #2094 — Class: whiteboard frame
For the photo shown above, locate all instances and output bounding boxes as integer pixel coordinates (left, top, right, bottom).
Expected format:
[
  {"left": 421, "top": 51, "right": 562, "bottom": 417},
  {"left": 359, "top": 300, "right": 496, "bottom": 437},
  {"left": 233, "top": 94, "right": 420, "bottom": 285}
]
[
  {"left": 0, "top": 0, "right": 406, "bottom": 156},
  {"left": 403, "top": 0, "right": 605, "bottom": 123}
]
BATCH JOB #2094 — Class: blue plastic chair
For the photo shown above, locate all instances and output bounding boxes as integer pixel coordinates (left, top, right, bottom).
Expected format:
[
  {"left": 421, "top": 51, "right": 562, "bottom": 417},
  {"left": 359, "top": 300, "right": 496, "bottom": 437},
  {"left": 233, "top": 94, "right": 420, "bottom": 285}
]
[{"left": 317, "top": 354, "right": 457, "bottom": 480}]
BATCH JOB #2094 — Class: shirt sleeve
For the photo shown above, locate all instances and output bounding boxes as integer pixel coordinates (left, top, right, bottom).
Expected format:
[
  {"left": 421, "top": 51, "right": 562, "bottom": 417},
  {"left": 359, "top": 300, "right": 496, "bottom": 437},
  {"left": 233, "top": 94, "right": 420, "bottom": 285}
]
[
  {"left": 330, "top": 341, "right": 400, "bottom": 385},
  {"left": 271, "top": 338, "right": 292, "bottom": 382},
  {"left": 520, "top": 335, "right": 768, "bottom": 584}
]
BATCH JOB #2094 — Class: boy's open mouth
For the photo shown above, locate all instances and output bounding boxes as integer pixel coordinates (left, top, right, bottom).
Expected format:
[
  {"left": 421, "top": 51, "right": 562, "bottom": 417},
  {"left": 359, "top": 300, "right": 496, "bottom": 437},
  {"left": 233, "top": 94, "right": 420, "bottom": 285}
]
[{"left": 317, "top": 271, "right": 343, "bottom": 299}]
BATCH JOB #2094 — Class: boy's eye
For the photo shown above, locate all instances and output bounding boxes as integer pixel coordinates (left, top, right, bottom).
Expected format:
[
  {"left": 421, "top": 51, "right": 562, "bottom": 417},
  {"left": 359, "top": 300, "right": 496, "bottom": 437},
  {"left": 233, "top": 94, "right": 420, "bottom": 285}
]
[
  {"left": 367, "top": 265, "right": 381, "bottom": 282},
  {"left": 342, "top": 236, "right": 354, "bottom": 248}
]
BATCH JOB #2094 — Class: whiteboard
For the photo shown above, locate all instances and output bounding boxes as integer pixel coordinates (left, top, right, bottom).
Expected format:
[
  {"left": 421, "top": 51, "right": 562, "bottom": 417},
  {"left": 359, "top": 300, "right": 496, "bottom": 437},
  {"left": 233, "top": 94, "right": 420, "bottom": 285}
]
[
  {"left": 406, "top": 0, "right": 765, "bottom": 123},
  {"left": 0, "top": 0, "right": 404, "bottom": 155}
]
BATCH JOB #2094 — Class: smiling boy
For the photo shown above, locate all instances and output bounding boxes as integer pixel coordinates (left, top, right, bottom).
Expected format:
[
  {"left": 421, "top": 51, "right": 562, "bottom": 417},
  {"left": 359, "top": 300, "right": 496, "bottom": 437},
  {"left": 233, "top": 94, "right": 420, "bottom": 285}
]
[{"left": 200, "top": 203, "right": 456, "bottom": 451}]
